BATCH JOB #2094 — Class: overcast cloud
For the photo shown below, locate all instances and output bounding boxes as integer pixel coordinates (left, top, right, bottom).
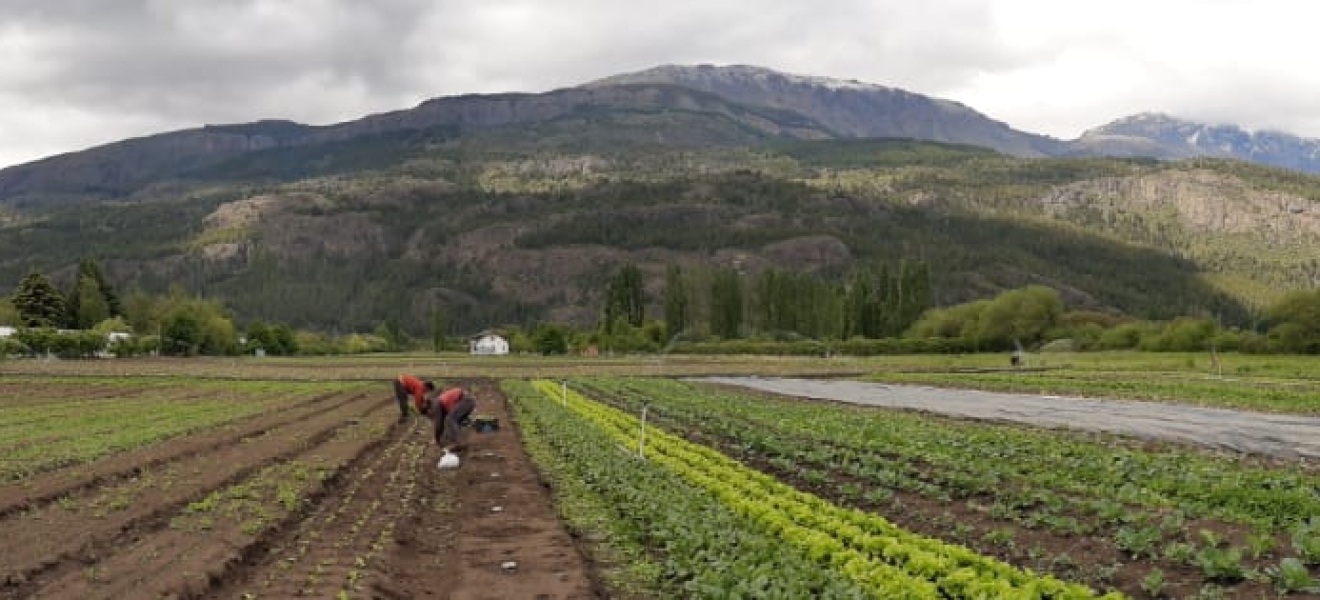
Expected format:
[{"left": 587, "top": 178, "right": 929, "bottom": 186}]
[{"left": 2, "top": 0, "right": 1317, "bottom": 168}]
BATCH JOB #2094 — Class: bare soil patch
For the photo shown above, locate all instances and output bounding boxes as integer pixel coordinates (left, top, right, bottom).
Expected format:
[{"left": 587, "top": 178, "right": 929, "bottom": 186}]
[
  {"left": 2, "top": 380, "right": 603, "bottom": 600},
  {"left": 371, "top": 378, "right": 602, "bottom": 600},
  {"left": 0, "top": 392, "right": 381, "bottom": 598}
]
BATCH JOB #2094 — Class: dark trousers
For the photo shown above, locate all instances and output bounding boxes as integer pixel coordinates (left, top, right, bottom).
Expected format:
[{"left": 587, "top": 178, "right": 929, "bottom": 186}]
[
  {"left": 392, "top": 379, "right": 411, "bottom": 418},
  {"left": 433, "top": 392, "right": 476, "bottom": 449}
]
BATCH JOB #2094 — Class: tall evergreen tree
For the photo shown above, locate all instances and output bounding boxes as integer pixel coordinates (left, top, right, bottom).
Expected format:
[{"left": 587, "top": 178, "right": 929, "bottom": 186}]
[
  {"left": 73, "top": 275, "right": 111, "bottom": 329},
  {"left": 12, "top": 272, "right": 67, "bottom": 328},
  {"left": 65, "top": 259, "right": 121, "bottom": 329}
]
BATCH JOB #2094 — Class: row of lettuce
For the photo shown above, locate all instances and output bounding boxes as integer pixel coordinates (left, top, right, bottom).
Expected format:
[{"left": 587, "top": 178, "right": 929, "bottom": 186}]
[
  {"left": 505, "top": 378, "right": 1123, "bottom": 598},
  {"left": 559, "top": 377, "right": 1320, "bottom": 597}
]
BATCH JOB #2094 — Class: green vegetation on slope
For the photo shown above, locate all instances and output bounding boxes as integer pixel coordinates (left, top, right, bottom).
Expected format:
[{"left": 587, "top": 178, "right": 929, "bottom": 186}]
[{"left": 6, "top": 132, "right": 1317, "bottom": 336}]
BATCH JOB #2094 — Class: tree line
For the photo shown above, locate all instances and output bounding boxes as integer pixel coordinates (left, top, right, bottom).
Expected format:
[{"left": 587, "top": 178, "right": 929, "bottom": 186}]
[
  {"left": 9, "top": 257, "right": 1320, "bottom": 358},
  {"left": 592, "top": 261, "right": 932, "bottom": 352},
  {"left": 1, "top": 261, "right": 379, "bottom": 358}
]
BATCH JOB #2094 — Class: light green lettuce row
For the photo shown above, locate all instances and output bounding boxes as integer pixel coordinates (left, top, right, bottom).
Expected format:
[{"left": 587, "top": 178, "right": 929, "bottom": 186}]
[{"left": 532, "top": 380, "right": 1126, "bottom": 600}]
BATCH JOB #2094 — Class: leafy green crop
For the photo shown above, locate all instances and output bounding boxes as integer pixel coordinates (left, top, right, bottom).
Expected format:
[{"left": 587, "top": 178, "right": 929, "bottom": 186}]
[{"left": 532, "top": 379, "right": 1123, "bottom": 598}]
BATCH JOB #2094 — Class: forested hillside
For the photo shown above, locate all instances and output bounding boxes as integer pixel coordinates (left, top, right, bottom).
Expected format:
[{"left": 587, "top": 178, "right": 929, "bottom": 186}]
[{"left": 10, "top": 130, "right": 1317, "bottom": 337}]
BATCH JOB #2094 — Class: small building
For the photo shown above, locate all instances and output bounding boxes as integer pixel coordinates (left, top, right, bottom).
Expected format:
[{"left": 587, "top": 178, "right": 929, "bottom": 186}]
[
  {"left": 468, "top": 331, "right": 510, "bottom": 355},
  {"left": 0, "top": 326, "right": 14, "bottom": 338}
]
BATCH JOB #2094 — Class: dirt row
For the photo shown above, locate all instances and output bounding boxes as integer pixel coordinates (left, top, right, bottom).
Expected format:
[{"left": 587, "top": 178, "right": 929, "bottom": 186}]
[
  {"left": 1, "top": 391, "right": 383, "bottom": 598},
  {"left": 1, "top": 379, "right": 602, "bottom": 600},
  {"left": 364, "top": 379, "right": 599, "bottom": 600},
  {"left": 0, "top": 390, "right": 349, "bottom": 518}
]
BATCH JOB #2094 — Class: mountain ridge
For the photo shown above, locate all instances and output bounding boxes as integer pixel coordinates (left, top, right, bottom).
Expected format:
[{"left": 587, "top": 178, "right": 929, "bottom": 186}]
[
  {"left": 1072, "top": 112, "right": 1320, "bottom": 172},
  {"left": 0, "top": 82, "right": 836, "bottom": 206},
  {"left": 7, "top": 63, "right": 1320, "bottom": 208},
  {"left": 587, "top": 63, "right": 1066, "bottom": 157}
]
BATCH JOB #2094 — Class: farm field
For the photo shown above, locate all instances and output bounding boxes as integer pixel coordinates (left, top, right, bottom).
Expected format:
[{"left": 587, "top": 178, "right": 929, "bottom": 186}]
[
  {"left": 530, "top": 376, "right": 1320, "bottom": 598},
  {"left": 701, "top": 376, "right": 1320, "bottom": 459},
  {"left": 3, "top": 352, "right": 1320, "bottom": 598},
  {"left": 0, "top": 374, "right": 597, "bottom": 599},
  {"left": 7, "top": 351, "right": 1320, "bottom": 413}
]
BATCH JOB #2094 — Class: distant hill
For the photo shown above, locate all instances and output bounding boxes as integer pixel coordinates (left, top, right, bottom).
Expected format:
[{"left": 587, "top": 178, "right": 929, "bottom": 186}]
[{"left": 1070, "top": 112, "right": 1320, "bottom": 173}]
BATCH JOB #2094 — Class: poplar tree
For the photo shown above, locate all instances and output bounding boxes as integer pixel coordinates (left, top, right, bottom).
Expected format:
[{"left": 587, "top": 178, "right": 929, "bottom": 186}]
[
  {"left": 663, "top": 265, "right": 690, "bottom": 339},
  {"left": 710, "top": 268, "right": 743, "bottom": 339},
  {"left": 603, "top": 264, "right": 645, "bottom": 332}
]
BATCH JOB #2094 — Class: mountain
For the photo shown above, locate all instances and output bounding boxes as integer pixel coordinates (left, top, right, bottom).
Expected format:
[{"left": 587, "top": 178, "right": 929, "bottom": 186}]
[
  {"left": 588, "top": 64, "right": 1065, "bottom": 157},
  {"left": 9, "top": 132, "right": 1316, "bottom": 335},
  {"left": 1071, "top": 112, "right": 1320, "bottom": 173},
  {"left": 0, "top": 64, "right": 1077, "bottom": 208},
  {"left": 0, "top": 83, "right": 835, "bottom": 207},
  {"left": 8, "top": 64, "right": 1320, "bottom": 210},
  {"left": 6, "top": 64, "right": 1320, "bottom": 337}
]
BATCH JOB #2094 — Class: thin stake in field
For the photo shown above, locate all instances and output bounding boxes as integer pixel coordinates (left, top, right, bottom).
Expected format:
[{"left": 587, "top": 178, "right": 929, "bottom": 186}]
[{"left": 638, "top": 402, "right": 648, "bottom": 460}]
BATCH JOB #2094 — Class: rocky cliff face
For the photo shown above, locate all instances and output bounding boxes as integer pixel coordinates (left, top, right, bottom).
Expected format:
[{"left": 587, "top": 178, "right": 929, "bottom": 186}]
[
  {"left": 1040, "top": 168, "right": 1320, "bottom": 237},
  {"left": 1032, "top": 167, "right": 1320, "bottom": 294}
]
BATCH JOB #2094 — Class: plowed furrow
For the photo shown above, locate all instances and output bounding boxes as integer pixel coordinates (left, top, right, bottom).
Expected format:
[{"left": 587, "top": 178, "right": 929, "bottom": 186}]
[
  {"left": 25, "top": 404, "right": 399, "bottom": 600},
  {"left": 0, "top": 391, "right": 354, "bottom": 518},
  {"left": 0, "top": 393, "right": 385, "bottom": 598},
  {"left": 209, "top": 418, "right": 429, "bottom": 599}
]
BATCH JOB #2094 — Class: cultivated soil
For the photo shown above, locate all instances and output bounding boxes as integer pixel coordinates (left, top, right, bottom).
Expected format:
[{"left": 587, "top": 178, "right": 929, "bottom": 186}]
[{"left": 0, "top": 379, "right": 602, "bottom": 600}]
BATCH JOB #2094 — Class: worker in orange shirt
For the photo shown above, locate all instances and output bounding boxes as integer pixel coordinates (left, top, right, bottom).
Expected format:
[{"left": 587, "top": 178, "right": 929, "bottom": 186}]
[
  {"left": 393, "top": 374, "right": 436, "bottom": 422},
  {"left": 424, "top": 386, "right": 476, "bottom": 468}
]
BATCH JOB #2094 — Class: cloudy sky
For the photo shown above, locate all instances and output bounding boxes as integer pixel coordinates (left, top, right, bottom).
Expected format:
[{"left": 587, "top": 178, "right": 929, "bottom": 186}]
[{"left": 2, "top": 0, "right": 1318, "bottom": 169}]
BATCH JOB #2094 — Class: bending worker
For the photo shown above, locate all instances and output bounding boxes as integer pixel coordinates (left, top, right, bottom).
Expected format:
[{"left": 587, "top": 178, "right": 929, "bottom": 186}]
[
  {"left": 423, "top": 386, "right": 477, "bottom": 462},
  {"left": 393, "top": 374, "right": 436, "bottom": 422}
]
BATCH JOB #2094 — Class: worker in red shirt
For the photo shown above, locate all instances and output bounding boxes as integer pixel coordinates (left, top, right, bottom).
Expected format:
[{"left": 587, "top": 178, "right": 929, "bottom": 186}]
[
  {"left": 393, "top": 374, "right": 436, "bottom": 422},
  {"left": 424, "top": 386, "right": 476, "bottom": 466}
]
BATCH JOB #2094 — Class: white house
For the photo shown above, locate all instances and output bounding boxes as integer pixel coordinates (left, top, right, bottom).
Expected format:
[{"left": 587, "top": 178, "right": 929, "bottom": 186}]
[
  {"left": 0, "top": 326, "right": 15, "bottom": 338},
  {"left": 468, "top": 331, "right": 510, "bottom": 355}
]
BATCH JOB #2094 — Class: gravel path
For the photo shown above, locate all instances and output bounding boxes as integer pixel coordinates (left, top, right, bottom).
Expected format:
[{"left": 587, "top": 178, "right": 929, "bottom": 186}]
[{"left": 695, "top": 376, "right": 1320, "bottom": 460}]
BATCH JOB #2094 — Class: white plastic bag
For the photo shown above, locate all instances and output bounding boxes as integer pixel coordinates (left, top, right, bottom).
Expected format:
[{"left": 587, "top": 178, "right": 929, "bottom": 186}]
[{"left": 437, "top": 451, "right": 460, "bottom": 469}]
